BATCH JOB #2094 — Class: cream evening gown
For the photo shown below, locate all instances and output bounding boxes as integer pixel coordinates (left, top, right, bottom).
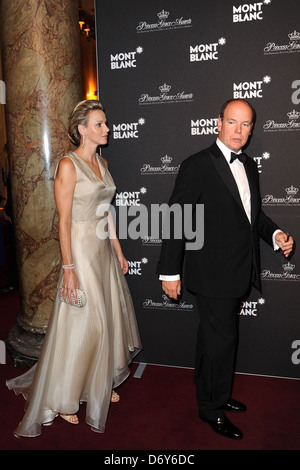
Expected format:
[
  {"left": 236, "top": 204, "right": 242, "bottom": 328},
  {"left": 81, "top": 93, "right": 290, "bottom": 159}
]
[{"left": 6, "top": 152, "right": 142, "bottom": 437}]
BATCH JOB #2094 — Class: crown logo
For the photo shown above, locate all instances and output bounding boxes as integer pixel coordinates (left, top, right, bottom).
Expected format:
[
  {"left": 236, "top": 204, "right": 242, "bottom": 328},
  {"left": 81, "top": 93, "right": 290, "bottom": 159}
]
[
  {"left": 161, "top": 155, "right": 172, "bottom": 164},
  {"left": 157, "top": 10, "right": 169, "bottom": 20},
  {"left": 159, "top": 83, "right": 171, "bottom": 93},
  {"left": 287, "top": 109, "right": 300, "bottom": 120},
  {"left": 285, "top": 185, "right": 299, "bottom": 195},
  {"left": 282, "top": 262, "right": 295, "bottom": 272},
  {"left": 288, "top": 30, "right": 300, "bottom": 41}
]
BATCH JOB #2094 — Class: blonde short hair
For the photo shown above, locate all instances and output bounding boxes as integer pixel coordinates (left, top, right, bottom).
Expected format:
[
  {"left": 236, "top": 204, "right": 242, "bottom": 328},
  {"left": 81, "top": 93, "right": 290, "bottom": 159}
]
[{"left": 68, "top": 100, "right": 104, "bottom": 146}]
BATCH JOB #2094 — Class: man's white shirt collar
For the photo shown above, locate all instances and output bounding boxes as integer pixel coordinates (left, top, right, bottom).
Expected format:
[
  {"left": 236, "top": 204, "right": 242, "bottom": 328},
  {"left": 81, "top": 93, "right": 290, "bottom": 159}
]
[{"left": 216, "top": 138, "right": 242, "bottom": 164}]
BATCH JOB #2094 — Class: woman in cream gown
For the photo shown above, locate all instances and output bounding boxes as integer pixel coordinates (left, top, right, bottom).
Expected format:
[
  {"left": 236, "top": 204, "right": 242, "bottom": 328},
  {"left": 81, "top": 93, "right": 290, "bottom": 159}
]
[{"left": 7, "top": 100, "right": 142, "bottom": 437}]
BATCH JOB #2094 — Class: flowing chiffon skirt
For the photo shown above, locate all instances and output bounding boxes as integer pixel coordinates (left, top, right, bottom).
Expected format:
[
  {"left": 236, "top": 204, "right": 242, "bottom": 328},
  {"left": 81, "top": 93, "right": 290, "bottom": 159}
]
[{"left": 6, "top": 153, "right": 142, "bottom": 437}]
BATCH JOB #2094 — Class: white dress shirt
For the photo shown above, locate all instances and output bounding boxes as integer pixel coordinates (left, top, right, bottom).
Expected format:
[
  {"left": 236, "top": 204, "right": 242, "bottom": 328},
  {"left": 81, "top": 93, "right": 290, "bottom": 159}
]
[{"left": 216, "top": 138, "right": 251, "bottom": 222}]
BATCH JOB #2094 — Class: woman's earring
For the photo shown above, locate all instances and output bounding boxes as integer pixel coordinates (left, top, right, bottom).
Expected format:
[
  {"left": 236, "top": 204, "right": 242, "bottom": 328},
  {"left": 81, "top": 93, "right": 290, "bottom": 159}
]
[{"left": 81, "top": 135, "right": 85, "bottom": 148}]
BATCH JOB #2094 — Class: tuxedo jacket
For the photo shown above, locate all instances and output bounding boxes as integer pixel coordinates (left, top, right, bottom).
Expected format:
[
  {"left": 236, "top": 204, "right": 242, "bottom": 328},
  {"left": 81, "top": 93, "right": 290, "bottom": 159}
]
[{"left": 157, "top": 142, "right": 279, "bottom": 299}]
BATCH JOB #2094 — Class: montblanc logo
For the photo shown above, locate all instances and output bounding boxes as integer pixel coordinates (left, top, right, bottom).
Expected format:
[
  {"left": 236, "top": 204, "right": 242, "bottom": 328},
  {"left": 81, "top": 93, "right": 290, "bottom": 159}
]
[
  {"left": 233, "top": 76, "right": 271, "bottom": 99},
  {"left": 264, "top": 30, "right": 300, "bottom": 55},
  {"left": 113, "top": 118, "right": 145, "bottom": 139},
  {"left": 191, "top": 117, "right": 218, "bottom": 136},
  {"left": 262, "top": 185, "right": 300, "bottom": 206},
  {"left": 128, "top": 258, "right": 148, "bottom": 276},
  {"left": 116, "top": 187, "right": 147, "bottom": 206},
  {"left": 190, "top": 38, "right": 226, "bottom": 62},
  {"left": 263, "top": 110, "right": 300, "bottom": 132},
  {"left": 233, "top": 0, "right": 271, "bottom": 23},
  {"left": 261, "top": 262, "right": 300, "bottom": 282},
  {"left": 140, "top": 155, "right": 180, "bottom": 175},
  {"left": 253, "top": 151, "right": 271, "bottom": 174},
  {"left": 136, "top": 9, "right": 192, "bottom": 33},
  {"left": 143, "top": 294, "right": 194, "bottom": 311},
  {"left": 239, "top": 297, "right": 266, "bottom": 317},
  {"left": 110, "top": 47, "right": 143, "bottom": 69},
  {"left": 138, "top": 83, "right": 194, "bottom": 105}
]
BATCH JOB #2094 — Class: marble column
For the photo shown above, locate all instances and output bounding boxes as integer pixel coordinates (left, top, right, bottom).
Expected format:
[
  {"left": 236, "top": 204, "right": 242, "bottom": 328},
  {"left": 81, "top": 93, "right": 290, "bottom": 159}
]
[{"left": 0, "top": 0, "right": 82, "bottom": 366}]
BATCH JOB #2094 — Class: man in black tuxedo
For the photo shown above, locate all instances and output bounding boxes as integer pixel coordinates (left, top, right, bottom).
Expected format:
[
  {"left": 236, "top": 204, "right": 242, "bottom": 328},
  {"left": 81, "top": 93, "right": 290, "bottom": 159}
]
[{"left": 157, "top": 99, "right": 294, "bottom": 440}]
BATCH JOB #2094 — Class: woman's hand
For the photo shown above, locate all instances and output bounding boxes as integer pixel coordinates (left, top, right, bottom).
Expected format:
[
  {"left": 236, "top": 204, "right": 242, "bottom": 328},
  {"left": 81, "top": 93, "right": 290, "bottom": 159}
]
[
  {"left": 116, "top": 252, "right": 129, "bottom": 275},
  {"left": 60, "top": 269, "right": 79, "bottom": 304}
]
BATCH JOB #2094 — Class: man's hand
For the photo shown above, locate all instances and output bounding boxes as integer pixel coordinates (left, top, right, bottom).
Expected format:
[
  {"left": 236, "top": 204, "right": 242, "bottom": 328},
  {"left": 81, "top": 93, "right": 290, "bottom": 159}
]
[
  {"left": 162, "top": 280, "right": 182, "bottom": 300},
  {"left": 275, "top": 232, "right": 294, "bottom": 257}
]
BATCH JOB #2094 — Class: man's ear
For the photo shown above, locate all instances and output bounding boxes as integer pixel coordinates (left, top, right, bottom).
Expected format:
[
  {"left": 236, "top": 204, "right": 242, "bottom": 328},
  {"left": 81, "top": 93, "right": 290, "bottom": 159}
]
[{"left": 217, "top": 117, "right": 222, "bottom": 132}]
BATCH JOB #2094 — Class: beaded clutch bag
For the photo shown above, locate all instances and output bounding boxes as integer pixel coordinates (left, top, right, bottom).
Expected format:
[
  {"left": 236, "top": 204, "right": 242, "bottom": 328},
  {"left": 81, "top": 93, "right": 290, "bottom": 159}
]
[{"left": 59, "top": 289, "right": 87, "bottom": 308}]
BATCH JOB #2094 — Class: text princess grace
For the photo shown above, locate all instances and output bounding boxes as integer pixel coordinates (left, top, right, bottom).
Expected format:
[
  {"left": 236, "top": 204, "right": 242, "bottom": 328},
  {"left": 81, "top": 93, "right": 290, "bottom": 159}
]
[
  {"left": 139, "top": 91, "right": 193, "bottom": 104},
  {"left": 137, "top": 17, "right": 192, "bottom": 32}
]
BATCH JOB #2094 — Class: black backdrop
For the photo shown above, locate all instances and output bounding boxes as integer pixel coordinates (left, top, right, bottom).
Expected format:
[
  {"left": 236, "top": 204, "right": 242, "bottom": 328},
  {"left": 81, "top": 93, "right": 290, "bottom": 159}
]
[{"left": 95, "top": 0, "right": 300, "bottom": 379}]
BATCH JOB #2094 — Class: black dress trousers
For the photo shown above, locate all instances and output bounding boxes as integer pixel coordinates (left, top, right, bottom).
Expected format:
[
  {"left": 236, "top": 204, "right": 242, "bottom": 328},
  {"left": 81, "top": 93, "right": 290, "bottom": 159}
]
[{"left": 194, "top": 294, "right": 242, "bottom": 421}]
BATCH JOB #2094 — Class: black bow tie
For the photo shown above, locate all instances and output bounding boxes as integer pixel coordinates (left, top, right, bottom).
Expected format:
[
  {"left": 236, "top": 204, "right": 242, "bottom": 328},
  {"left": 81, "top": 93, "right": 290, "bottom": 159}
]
[{"left": 230, "top": 152, "right": 246, "bottom": 164}]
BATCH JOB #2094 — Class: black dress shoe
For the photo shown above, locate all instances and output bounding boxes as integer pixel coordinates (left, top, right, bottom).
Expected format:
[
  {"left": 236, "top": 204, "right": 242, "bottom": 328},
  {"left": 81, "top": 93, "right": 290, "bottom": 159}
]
[
  {"left": 223, "top": 398, "right": 247, "bottom": 413},
  {"left": 205, "top": 416, "right": 243, "bottom": 440}
]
